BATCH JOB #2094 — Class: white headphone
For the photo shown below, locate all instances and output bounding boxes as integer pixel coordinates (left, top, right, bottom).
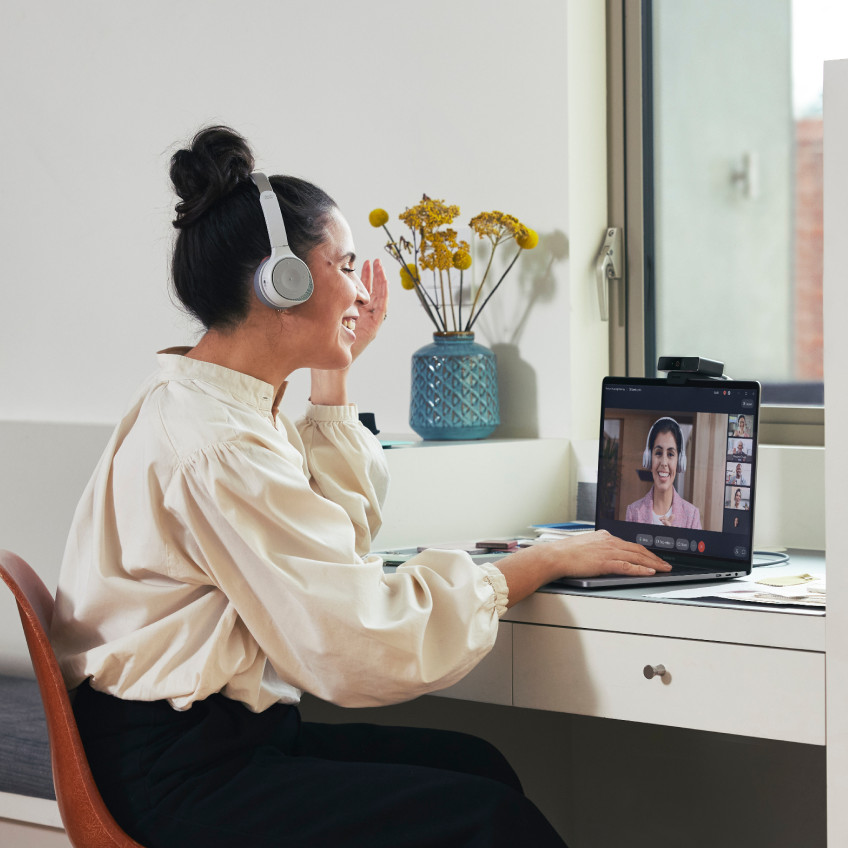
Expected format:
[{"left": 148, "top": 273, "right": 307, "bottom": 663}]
[
  {"left": 642, "top": 417, "right": 687, "bottom": 473},
  {"left": 250, "top": 172, "right": 314, "bottom": 309}
]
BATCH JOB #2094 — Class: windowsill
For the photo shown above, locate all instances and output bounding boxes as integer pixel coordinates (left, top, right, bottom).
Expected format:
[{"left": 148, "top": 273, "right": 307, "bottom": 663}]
[{"left": 759, "top": 404, "right": 824, "bottom": 447}]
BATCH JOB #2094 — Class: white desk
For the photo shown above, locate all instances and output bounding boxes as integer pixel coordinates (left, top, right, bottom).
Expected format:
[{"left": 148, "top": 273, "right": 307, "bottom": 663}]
[{"left": 440, "top": 551, "right": 825, "bottom": 746}]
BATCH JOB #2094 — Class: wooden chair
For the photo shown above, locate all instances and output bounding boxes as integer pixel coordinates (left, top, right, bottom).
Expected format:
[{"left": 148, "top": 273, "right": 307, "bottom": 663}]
[{"left": 0, "top": 550, "right": 145, "bottom": 847}]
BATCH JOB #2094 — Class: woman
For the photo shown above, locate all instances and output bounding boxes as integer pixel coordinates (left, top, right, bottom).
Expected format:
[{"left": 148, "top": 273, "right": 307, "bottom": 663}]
[
  {"left": 734, "top": 414, "right": 751, "bottom": 437},
  {"left": 50, "top": 126, "right": 666, "bottom": 848},
  {"left": 625, "top": 417, "right": 701, "bottom": 529}
]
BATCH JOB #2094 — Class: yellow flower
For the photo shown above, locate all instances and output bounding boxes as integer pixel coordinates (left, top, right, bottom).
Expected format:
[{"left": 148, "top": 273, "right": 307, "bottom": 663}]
[
  {"left": 399, "top": 196, "right": 461, "bottom": 234},
  {"left": 469, "top": 210, "right": 525, "bottom": 243},
  {"left": 517, "top": 227, "right": 539, "bottom": 250},
  {"left": 400, "top": 263, "right": 419, "bottom": 290},
  {"left": 452, "top": 250, "right": 472, "bottom": 270},
  {"left": 369, "top": 208, "right": 389, "bottom": 227},
  {"left": 420, "top": 231, "right": 458, "bottom": 272}
]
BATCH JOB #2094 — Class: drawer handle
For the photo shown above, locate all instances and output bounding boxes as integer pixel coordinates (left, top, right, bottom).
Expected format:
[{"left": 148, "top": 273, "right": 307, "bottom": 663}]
[{"left": 643, "top": 664, "right": 667, "bottom": 680}]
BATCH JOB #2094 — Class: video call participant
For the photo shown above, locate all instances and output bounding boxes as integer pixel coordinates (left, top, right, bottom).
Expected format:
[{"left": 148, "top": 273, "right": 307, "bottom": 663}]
[
  {"left": 729, "top": 487, "right": 749, "bottom": 510},
  {"left": 733, "top": 414, "right": 751, "bottom": 437},
  {"left": 727, "top": 463, "right": 745, "bottom": 485},
  {"left": 626, "top": 417, "right": 702, "bottom": 529},
  {"left": 49, "top": 126, "right": 667, "bottom": 848},
  {"left": 730, "top": 440, "right": 748, "bottom": 461}
]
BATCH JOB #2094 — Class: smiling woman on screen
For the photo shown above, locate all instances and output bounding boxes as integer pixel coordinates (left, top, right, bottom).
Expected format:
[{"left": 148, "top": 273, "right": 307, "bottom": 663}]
[{"left": 625, "top": 417, "right": 702, "bottom": 529}]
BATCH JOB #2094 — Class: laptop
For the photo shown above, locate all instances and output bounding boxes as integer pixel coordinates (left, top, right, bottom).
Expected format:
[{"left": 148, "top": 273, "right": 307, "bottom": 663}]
[{"left": 557, "top": 375, "right": 761, "bottom": 589}]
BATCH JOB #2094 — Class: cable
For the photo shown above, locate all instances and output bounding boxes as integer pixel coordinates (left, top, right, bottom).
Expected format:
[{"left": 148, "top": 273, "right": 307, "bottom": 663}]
[{"left": 752, "top": 550, "right": 790, "bottom": 567}]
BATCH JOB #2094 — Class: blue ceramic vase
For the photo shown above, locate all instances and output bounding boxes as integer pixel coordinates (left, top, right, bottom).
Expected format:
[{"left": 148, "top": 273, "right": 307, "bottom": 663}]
[{"left": 409, "top": 332, "right": 500, "bottom": 440}]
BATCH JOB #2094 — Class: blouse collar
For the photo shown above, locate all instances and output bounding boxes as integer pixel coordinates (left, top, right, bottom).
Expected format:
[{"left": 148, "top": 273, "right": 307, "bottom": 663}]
[{"left": 157, "top": 347, "right": 287, "bottom": 416}]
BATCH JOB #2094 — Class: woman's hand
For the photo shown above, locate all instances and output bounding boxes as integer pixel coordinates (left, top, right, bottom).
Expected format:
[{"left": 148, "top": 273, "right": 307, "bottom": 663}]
[
  {"left": 350, "top": 258, "right": 389, "bottom": 363},
  {"left": 309, "top": 259, "right": 389, "bottom": 405},
  {"left": 495, "top": 530, "right": 671, "bottom": 608}
]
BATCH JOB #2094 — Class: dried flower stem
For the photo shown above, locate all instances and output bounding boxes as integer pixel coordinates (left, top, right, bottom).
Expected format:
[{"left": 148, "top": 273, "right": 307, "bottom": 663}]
[
  {"left": 458, "top": 269, "right": 464, "bottom": 330},
  {"left": 464, "top": 242, "right": 498, "bottom": 330},
  {"left": 381, "top": 224, "right": 445, "bottom": 331},
  {"left": 467, "top": 246, "right": 522, "bottom": 331}
]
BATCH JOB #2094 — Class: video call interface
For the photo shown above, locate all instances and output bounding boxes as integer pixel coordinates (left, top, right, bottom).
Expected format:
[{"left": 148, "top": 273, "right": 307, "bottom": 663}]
[{"left": 596, "top": 380, "right": 759, "bottom": 564}]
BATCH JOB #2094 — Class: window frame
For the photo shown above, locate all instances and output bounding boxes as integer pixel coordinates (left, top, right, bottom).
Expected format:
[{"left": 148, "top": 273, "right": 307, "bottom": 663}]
[{"left": 606, "top": 0, "right": 824, "bottom": 447}]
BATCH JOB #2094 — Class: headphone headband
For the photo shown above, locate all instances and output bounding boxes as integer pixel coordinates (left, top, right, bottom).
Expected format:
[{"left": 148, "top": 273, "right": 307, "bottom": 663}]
[{"left": 251, "top": 172, "right": 290, "bottom": 249}]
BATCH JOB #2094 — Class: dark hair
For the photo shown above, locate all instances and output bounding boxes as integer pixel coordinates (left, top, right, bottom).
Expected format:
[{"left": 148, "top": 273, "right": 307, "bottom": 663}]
[
  {"left": 169, "top": 125, "right": 337, "bottom": 329},
  {"left": 648, "top": 417, "right": 683, "bottom": 454}
]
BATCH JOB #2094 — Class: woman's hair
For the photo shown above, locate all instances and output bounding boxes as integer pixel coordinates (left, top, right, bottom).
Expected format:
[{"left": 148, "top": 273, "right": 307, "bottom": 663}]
[{"left": 169, "top": 125, "right": 337, "bottom": 329}]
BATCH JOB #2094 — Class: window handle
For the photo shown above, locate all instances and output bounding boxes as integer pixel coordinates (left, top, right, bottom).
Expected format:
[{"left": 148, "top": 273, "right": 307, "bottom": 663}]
[{"left": 595, "top": 227, "right": 622, "bottom": 321}]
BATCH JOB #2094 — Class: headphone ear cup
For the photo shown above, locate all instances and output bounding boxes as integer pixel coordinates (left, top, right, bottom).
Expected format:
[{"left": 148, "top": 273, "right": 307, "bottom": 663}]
[
  {"left": 270, "top": 255, "right": 314, "bottom": 305},
  {"left": 679, "top": 452, "right": 687, "bottom": 473},
  {"left": 253, "top": 259, "right": 275, "bottom": 308},
  {"left": 253, "top": 253, "right": 314, "bottom": 309},
  {"left": 642, "top": 448, "right": 651, "bottom": 468}
]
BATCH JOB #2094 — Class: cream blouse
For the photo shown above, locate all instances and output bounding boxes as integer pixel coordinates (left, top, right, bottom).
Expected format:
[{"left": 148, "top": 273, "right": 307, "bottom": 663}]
[{"left": 51, "top": 351, "right": 508, "bottom": 712}]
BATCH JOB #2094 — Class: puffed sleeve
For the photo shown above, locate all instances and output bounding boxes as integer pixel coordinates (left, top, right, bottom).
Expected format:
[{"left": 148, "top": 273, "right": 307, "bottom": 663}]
[
  {"left": 163, "top": 434, "right": 505, "bottom": 708},
  {"left": 293, "top": 402, "right": 389, "bottom": 556}
]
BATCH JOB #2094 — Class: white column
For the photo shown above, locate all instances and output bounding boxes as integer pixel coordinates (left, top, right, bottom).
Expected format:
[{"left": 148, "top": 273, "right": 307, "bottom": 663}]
[{"left": 824, "top": 57, "right": 848, "bottom": 846}]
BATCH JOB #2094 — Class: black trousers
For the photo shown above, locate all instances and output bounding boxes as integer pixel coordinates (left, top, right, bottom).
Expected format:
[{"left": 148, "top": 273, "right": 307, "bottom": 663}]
[{"left": 74, "top": 683, "right": 567, "bottom": 848}]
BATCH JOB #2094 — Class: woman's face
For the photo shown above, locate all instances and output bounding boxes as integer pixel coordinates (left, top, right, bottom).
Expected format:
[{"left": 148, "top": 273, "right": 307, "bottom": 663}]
[
  {"left": 738, "top": 416, "right": 746, "bottom": 430},
  {"left": 293, "top": 209, "right": 370, "bottom": 370},
  {"left": 734, "top": 489, "right": 741, "bottom": 506},
  {"left": 650, "top": 430, "right": 678, "bottom": 495}
]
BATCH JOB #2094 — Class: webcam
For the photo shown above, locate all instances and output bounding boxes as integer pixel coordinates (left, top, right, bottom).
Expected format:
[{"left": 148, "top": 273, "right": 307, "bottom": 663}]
[{"left": 657, "top": 356, "right": 727, "bottom": 381}]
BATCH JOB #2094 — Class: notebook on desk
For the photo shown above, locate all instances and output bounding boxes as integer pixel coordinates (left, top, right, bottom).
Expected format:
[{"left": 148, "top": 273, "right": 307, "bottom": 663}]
[{"left": 556, "top": 375, "right": 761, "bottom": 589}]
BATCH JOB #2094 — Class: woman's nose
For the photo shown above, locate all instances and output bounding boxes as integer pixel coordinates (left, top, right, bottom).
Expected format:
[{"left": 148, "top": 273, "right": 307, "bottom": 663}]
[{"left": 355, "top": 276, "right": 371, "bottom": 304}]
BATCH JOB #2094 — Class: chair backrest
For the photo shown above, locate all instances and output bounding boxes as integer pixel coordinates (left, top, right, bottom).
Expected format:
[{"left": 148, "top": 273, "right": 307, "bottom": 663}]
[{"left": 0, "top": 550, "right": 146, "bottom": 848}]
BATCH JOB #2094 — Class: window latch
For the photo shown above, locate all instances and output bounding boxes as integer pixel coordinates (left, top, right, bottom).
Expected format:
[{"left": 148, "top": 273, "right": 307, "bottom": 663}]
[{"left": 595, "top": 227, "right": 622, "bottom": 321}]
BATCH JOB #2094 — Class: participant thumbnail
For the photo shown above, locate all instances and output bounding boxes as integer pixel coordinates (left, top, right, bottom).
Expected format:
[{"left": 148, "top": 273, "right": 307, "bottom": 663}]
[
  {"left": 725, "top": 462, "right": 751, "bottom": 486},
  {"left": 723, "top": 509, "right": 751, "bottom": 533},
  {"left": 728, "top": 413, "right": 754, "bottom": 438},
  {"left": 727, "top": 438, "right": 753, "bottom": 462},
  {"left": 725, "top": 485, "right": 751, "bottom": 510}
]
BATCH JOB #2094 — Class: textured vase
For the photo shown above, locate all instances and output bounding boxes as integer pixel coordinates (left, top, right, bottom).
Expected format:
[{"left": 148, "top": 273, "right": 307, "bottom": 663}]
[{"left": 409, "top": 332, "right": 500, "bottom": 440}]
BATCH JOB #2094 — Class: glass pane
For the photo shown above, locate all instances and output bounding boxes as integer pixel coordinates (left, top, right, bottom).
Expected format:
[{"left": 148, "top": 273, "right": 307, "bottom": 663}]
[{"left": 649, "top": 0, "right": 842, "bottom": 403}]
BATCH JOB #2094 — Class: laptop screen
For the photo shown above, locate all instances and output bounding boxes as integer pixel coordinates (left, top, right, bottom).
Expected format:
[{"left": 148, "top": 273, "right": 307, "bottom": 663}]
[{"left": 596, "top": 376, "right": 761, "bottom": 568}]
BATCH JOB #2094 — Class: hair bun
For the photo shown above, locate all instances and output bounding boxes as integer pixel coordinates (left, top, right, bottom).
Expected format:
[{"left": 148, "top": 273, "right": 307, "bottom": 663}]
[{"left": 170, "top": 125, "right": 255, "bottom": 229}]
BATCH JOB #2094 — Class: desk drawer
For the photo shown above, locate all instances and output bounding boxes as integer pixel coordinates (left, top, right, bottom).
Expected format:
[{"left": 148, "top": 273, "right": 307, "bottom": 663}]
[
  {"left": 434, "top": 622, "right": 513, "bottom": 706},
  {"left": 513, "top": 624, "right": 824, "bottom": 744}
]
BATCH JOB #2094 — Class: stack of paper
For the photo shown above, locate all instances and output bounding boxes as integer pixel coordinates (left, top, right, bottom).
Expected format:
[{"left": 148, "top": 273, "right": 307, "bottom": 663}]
[
  {"left": 736, "top": 578, "right": 826, "bottom": 607},
  {"left": 530, "top": 521, "right": 595, "bottom": 543},
  {"left": 650, "top": 574, "right": 826, "bottom": 608}
]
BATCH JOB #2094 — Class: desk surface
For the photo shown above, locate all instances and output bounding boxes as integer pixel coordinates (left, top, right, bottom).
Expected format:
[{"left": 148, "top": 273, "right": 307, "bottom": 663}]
[{"left": 505, "top": 549, "right": 825, "bottom": 652}]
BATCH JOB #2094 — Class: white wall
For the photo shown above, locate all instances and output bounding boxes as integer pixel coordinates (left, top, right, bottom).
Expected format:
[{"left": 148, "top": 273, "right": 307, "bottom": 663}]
[{"left": 0, "top": 0, "right": 609, "bottom": 440}]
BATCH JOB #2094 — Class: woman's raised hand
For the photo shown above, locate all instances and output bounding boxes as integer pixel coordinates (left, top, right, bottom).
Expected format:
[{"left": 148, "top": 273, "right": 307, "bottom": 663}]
[{"left": 351, "top": 259, "right": 389, "bottom": 362}]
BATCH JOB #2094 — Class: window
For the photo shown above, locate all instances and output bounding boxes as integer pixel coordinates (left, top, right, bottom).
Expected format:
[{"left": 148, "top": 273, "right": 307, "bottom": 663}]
[{"left": 608, "top": 0, "right": 841, "bottom": 442}]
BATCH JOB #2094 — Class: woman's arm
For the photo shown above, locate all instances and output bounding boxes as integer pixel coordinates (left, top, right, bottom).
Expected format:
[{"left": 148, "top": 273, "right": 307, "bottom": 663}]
[{"left": 493, "top": 531, "right": 670, "bottom": 608}]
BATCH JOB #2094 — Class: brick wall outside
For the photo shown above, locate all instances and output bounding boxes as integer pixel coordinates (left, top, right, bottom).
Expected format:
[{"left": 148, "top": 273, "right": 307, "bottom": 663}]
[{"left": 794, "top": 118, "right": 824, "bottom": 380}]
